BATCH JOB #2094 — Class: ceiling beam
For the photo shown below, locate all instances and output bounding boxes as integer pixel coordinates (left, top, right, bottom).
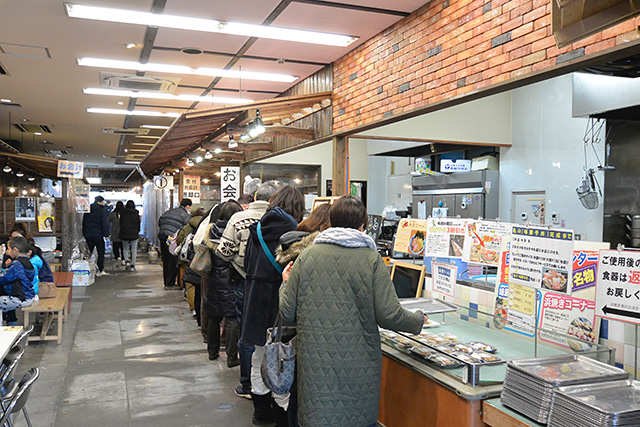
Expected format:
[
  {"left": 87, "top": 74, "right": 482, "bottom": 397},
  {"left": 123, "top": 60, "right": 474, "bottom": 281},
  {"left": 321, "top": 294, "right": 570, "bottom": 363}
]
[{"left": 201, "top": 141, "right": 274, "bottom": 152}]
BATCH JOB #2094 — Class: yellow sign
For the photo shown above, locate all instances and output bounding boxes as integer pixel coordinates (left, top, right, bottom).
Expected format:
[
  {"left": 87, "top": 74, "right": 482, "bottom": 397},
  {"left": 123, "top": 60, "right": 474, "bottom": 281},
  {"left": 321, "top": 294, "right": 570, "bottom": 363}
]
[
  {"left": 393, "top": 218, "right": 429, "bottom": 255},
  {"left": 509, "top": 283, "right": 536, "bottom": 316}
]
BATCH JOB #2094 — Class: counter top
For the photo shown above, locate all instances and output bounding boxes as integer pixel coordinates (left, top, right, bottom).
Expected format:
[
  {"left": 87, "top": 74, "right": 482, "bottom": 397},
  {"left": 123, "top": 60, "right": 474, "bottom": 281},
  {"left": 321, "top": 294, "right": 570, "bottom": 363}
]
[{"left": 483, "top": 398, "right": 545, "bottom": 427}]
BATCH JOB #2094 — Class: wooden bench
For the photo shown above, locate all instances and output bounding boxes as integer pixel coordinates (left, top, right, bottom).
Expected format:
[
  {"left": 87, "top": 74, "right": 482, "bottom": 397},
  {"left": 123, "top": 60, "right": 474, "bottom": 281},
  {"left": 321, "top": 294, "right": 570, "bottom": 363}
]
[
  {"left": 52, "top": 272, "right": 73, "bottom": 311},
  {"left": 22, "top": 287, "right": 71, "bottom": 344}
]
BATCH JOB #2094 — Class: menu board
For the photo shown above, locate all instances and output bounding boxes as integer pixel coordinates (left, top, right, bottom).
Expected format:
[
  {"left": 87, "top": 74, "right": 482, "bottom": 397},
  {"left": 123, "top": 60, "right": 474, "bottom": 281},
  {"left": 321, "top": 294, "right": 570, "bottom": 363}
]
[
  {"left": 539, "top": 292, "right": 597, "bottom": 351},
  {"left": 15, "top": 197, "right": 36, "bottom": 222},
  {"left": 509, "top": 226, "right": 574, "bottom": 294},
  {"left": 462, "top": 220, "right": 511, "bottom": 266},
  {"left": 393, "top": 218, "right": 429, "bottom": 255},
  {"left": 423, "top": 218, "right": 468, "bottom": 258},
  {"left": 366, "top": 214, "right": 383, "bottom": 241}
]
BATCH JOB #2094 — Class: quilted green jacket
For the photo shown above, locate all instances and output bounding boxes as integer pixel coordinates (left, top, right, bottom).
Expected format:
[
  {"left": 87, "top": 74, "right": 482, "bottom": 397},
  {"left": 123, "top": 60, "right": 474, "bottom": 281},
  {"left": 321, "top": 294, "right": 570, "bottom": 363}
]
[{"left": 280, "top": 233, "right": 423, "bottom": 427}]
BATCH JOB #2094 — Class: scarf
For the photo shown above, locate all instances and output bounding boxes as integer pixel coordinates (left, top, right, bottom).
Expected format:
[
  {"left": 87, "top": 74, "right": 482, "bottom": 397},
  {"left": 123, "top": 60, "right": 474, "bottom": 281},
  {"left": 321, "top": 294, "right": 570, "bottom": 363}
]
[{"left": 314, "top": 227, "right": 376, "bottom": 250}]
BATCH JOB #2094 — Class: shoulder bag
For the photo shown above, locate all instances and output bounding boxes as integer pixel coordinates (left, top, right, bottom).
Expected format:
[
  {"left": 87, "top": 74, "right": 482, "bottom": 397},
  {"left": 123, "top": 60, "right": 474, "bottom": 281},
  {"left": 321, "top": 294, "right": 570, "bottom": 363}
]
[
  {"left": 257, "top": 222, "right": 282, "bottom": 274},
  {"left": 261, "top": 314, "right": 296, "bottom": 395}
]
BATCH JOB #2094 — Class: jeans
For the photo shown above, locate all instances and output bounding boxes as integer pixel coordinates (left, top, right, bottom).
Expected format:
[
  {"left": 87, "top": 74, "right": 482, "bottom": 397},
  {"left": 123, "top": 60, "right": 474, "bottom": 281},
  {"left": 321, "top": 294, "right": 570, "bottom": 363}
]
[
  {"left": 159, "top": 235, "right": 178, "bottom": 287},
  {"left": 85, "top": 236, "right": 105, "bottom": 272},
  {"left": 239, "top": 338, "right": 254, "bottom": 391},
  {"left": 123, "top": 239, "right": 138, "bottom": 266}
]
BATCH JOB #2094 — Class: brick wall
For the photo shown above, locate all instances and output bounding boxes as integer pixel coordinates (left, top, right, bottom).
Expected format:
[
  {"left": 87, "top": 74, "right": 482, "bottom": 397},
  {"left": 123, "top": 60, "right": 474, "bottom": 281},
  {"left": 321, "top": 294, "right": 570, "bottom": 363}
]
[{"left": 333, "top": 0, "right": 640, "bottom": 132}]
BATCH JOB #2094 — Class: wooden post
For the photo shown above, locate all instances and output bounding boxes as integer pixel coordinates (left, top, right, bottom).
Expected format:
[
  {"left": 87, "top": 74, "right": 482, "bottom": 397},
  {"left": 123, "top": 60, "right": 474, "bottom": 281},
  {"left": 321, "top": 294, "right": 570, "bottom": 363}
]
[
  {"left": 332, "top": 136, "right": 348, "bottom": 196},
  {"left": 178, "top": 170, "right": 185, "bottom": 205},
  {"left": 61, "top": 179, "right": 70, "bottom": 272}
]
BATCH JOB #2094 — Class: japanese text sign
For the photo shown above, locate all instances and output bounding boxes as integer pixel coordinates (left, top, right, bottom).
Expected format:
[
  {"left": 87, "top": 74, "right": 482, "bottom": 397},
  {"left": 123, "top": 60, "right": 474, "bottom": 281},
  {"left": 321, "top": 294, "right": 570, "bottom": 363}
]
[
  {"left": 540, "top": 292, "right": 596, "bottom": 350},
  {"left": 57, "top": 160, "right": 84, "bottom": 179},
  {"left": 182, "top": 175, "right": 200, "bottom": 204},
  {"left": 423, "top": 218, "right": 468, "bottom": 258},
  {"left": 462, "top": 220, "right": 511, "bottom": 266},
  {"left": 572, "top": 250, "right": 599, "bottom": 292},
  {"left": 75, "top": 184, "right": 90, "bottom": 213},
  {"left": 393, "top": 218, "right": 429, "bottom": 255},
  {"left": 220, "top": 166, "right": 240, "bottom": 203},
  {"left": 431, "top": 262, "right": 457, "bottom": 297},
  {"left": 595, "top": 250, "right": 640, "bottom": 324},
  {"left": 509, "top": 226, "right": 574, "bottom": 294}
]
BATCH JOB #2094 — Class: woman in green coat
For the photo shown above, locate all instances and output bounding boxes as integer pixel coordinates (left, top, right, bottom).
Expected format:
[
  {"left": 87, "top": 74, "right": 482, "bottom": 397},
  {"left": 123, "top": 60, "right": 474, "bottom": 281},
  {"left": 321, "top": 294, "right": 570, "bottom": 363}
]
[{"left": 280, "top": 196, "right": 426, "bottom": 427}]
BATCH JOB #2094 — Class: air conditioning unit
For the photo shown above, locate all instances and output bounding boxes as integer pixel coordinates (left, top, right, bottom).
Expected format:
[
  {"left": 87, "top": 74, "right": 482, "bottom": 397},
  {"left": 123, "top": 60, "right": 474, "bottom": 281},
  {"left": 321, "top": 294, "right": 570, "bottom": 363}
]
[
  {"left": 102, "top": 127, "right": 150, "bottom": 136},
  {"left": 100, "top": 72, "right": 180, "bottom": 93}
]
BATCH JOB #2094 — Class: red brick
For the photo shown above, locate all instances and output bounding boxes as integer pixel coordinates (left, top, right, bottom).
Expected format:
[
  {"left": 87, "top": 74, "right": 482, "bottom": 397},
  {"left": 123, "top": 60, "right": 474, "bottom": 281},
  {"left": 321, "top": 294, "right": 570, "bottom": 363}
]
[
  {"left": 502, "top": 15, "right": 523, "bottom": 33},
  {"left": 522, "top": 27, "right": 548, "bottom": 45},
  {"left": 522, "top": 5, "right": 545, "bottom": 23},
  {"left": 512, "top": 22, "right": 533, "bottom": 39},
  {"left": 617, "top": 30, "right": 640, "bottom": 44},
  {"left": 585, "top": 38, "right": 616, "bottom": 55}
]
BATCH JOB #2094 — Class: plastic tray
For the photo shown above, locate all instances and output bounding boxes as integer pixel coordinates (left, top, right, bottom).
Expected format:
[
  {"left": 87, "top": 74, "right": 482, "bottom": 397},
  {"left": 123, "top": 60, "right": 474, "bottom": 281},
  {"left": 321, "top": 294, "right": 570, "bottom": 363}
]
[{"left": 400, "top": 297, "right": 459, "bottom": 315}]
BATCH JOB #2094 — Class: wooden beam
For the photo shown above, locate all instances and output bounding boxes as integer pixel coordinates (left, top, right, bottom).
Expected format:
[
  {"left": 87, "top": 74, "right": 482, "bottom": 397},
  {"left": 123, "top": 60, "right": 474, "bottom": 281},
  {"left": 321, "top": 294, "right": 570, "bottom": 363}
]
[
  {"left": 264, "top": 126, "right": 315, "bottom": 139},
  {"left": 332, "top": 136, "right": 348, "bottom": 197},
  {"left": 201, "top": 141, "right": 273, "bottom": 152}
]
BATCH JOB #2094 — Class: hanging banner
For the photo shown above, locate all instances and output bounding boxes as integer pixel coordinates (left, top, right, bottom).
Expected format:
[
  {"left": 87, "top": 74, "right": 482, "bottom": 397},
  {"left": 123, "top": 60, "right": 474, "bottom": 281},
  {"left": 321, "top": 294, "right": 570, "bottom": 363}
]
[
  {"left": 595, "top": 249, "right": 640, "bottom": 324},
  {"left": 15, "top": 197, "right": 36, "bottom": 222},
  {"left": 539, "top": 292, "right": 597, "bottom": 351},
  {"left": 153, "top": 175, "right": 173, "bottom": 190},
  {"left": 423, "top": 218, "right": 468, "bottom": 258},
  {"left": 509, "top": 226, "right": 574, "bottom": 294},
  {"left": 463, "top": 220, "right": 512, "bottom": 266},
  {"left": 57, "top": 160, "right": 84, "bottom": 179},
  {"left": 393, "top": 218, "right": 429, "bottom": 255},
  {"left": 431, "top": 262, "right": 457, "bottom": 297},
  {"left": 75, "top": 184, "right": 90, "bottom": 213},
  {"left": 220, "top": 166, "right": 240, "bottom": 202},
  {"left": 183, "top": 175, "right": 200, "bottom": 204}
]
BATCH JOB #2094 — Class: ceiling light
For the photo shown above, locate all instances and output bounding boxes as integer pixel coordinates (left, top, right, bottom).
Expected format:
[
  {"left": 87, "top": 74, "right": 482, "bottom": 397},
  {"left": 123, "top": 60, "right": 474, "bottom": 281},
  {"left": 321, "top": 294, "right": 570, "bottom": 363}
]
[
  {"left": 15, "top": 170, "right": 24, "bottom": 177},
  {"left": 77, "top": 58, "right": 297, "bottom": 83},
  {"left": 215, "top": 172, "right": 221, "bottom": 177},
  {"left": 293, "top": 178, "right": 302, "bottom": 184},
  {"left": 125, "top": 43, "right": 137, "bottom": 49},
  {"left": 240, "top": 134, "right": 250, "bottom": 141},
  {"left": 21, "top": 190, "right": 27, "bottom": 195},
  {"left": 136, "top": 136, "right": 161, "bottom": 139},
  {"left": 34, "top": 132, "right": 42, "bottom": 136},
  {"left": 117, "top": 101, "right": 124, "bottom": 105},
  {"left": 123, "top": 148, "right": 128, "bottom": 153},
  {"left": 3, "top": 163, "right": 11, "bottom": 173},
  {"left": 202, "top": 178, "right": 210, "bottom": 184},
  {"left": 27, "top": 176, "right": 35, "bottom": 181},
  {"left": 65, "top": 3, "right": 358, "bottom": 47},
  {"left": 141, "top": 125, "right": 170, "bottom": 129},
  {"left": 84, "top": 88, "right": 253, "bottom": 104},
  {"left": 228, "top": 135, "right": 238, "bottom": 149},
  {"left": 86, "top": 108, "right": 180, "bottom": 118},
  {"left": 124, "top": 161, "right": 140, "bottom": 164},
  {"left": 39, "top": 192, "right": 44, "bottom": 197},
  {"left": 86, "top": 177, "right": 102, "bottom": 184},
  {"left": 30, "top": 188, "right": 37, "bottom": 194},
  {"left": 214, "top": 148, "right": 222, "bottom": 154},
  {"left": 185, "top": 158, "right": 194, "bottom": 167},
  {"left": 204, "top": 150, "right": 213, "bottom": 160},
  {"left": 195, "top": 155, "right": 203, "bottom": 163},
  {"left": 8, "top": 187, "right": 15, "bottom": 193},
  {"left": 0, "top": 99, "right": 11, "bottom": 103}
]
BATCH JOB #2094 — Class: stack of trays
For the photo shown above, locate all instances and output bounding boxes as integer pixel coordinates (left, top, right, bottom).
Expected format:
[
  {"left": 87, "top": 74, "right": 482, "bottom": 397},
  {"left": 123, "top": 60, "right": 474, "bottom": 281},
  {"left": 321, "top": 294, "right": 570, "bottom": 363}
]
[
  {"left": 549, "top": 380, "right": 640, "bottom": 427},
  {"left": 501, "top": 355, "right": 629, "bottom": 423}
]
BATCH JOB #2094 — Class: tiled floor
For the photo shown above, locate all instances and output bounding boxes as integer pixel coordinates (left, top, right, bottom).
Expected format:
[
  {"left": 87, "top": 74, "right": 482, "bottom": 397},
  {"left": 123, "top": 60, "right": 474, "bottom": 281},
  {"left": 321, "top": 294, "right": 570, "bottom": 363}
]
[{"left": 14, "top": 261, "right": 253, "bottom": 427}]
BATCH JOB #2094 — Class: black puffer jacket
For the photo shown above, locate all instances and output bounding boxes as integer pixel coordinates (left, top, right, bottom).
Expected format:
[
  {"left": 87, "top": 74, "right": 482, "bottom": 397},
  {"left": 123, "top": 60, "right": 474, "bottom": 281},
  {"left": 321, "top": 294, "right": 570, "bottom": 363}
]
[
  {"left": 241, "top": 207, "right": 298, "bottom": 346},
  {"left": 119, "top": 207, "right": 140, "bottom": 240},
  {"left": 82, "top": 203, "right": 109, "bottom": 238},
  {"left": 204, "top": 219, "right": 234, "bottom": 317},
  {"left": 157, "top": 206, "right": 191, "bottom": 239}
]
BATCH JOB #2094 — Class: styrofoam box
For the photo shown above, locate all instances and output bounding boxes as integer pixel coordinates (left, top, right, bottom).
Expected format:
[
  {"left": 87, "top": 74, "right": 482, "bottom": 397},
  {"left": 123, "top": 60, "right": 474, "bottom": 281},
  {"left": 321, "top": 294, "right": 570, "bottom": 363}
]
[{"left": 471, "top": 155, "right": 498, "bottom": 170}]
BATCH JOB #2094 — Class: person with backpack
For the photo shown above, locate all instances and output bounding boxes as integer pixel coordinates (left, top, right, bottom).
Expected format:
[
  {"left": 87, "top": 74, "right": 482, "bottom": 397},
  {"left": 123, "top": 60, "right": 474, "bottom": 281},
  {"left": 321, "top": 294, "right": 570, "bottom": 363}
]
[
  {"left": 119, "top": 200, "right": 141, "bottom": 272},
  {"left": 158, "top": 199, "right": 192, "bottom": 289},
  {"left": 108, "top": 201, "right": 125, "bottom": 266},
  {"left": 177, "top": 208, "right": 206, "bottom": 321}
]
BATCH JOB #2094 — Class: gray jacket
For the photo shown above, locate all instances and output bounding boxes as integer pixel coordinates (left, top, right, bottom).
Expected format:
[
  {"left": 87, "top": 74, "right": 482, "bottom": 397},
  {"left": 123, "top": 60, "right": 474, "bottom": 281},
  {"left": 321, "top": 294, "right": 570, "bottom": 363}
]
[
  {"left": 280, "top": 228, "right": 423, "bottom": 427},
  {"left": 157, "top": 206, "right": 191, "bottom": 239},
  {"left": 108, "top": 210, "right": 121, "bottom": 242}
]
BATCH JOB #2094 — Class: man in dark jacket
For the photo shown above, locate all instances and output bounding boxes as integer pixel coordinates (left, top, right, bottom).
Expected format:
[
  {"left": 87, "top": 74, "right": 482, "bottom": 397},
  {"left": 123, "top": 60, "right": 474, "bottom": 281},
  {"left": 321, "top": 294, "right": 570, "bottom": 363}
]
[
  {"left": 82, "top": 195, "right": 110, "bottom": 276},
  {"left": 158, "top": 198, "right": 192, "bottom": 289}
]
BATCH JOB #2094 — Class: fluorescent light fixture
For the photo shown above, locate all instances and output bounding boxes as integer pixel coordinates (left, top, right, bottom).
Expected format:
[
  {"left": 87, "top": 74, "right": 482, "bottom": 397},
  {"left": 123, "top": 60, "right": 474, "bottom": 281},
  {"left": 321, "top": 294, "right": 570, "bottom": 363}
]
[
  {"left": 126, "top": 43, "right": 137, "bottom": 49},
  {"left": 86, "top": 177, "right": 102, "bottom": 184},
  {"left": 34, "top": 132, "right": 42, "bottom": 136},
  {"left": 131, "top": 143, "right": 155, "bottom": 147},
  {"left": 87, "top": 108, "right": 180, "bottom": 118},
  {"left": 84, "top": 87, "right": 253, "bottom": 104},
  {"left": 141, "top": 125, "right": 170, "bottom": 129},
  {"left": 136, "top": 136, "right": 161, "bottom": 139},
  {"left": 78, "top": 58, "right": 297, "bottom": 83},
  {"left": 128, "top": 149, "right": 149, "bottom": 153},
  {"left": 124, "top": 161, "right": 140, "bottom": 164},
  {"left": 65, "top": 3, "right": 358, "bottom": 47},
  {"left": 0, "top": 99, "right": 11, "bottom": 103}
]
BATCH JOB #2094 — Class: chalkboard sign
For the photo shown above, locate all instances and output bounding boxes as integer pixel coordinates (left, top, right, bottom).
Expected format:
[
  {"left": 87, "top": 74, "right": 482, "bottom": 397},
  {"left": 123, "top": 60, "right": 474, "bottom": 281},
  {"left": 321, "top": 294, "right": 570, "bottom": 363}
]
[{"left": 366, "top": 214, "right": 383, "bottom": 241}]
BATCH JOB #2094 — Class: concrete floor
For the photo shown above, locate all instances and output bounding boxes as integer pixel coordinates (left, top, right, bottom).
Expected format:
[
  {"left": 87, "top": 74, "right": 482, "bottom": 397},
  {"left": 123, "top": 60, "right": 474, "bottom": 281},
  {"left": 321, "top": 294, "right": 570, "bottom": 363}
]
[{"left": 14, "top": 261, "right": 254, "bottom": 427}]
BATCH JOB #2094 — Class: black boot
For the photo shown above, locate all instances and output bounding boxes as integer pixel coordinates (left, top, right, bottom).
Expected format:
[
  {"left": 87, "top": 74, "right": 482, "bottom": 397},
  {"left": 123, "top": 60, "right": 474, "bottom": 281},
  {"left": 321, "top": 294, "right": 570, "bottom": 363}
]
[
  {"left": 251, "top": 393, "right": 275, "bottom": 425},
  {"left": 272, "top": 398, "right": 289, "bottom": 427}
]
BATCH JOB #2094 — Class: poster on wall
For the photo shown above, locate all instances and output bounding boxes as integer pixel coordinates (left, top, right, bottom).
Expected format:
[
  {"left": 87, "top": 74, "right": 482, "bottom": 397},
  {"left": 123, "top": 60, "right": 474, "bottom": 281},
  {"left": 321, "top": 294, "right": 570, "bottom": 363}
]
[
  {"left": 595, "top": 249, "right": 640, "bottom": 325},
  {"left": 539, "top": 292, "right": 597, "bottom": 351},
  {"left": 220, "top": 166, "right": 240, "bottom": 203},
  {"left": 431, "top": 262, "right": 457, "bottom": 298},
  {"left": 423, "top": 218, "right": 468, "bottom": 258},
  {"left": 37, "top": 197, "right": 55, "bottom": 232},
  {"left": 15, "top": 197, "right": 36, "bottom": 222},
  {"left": 463, "top": 220, "right": 512, "bottom": 266},
  {"left": 75, "top": 184, "right": 90, "bottom": 213},
  {"left": 37, "top": 216, "right": 54, "bottom": 232},
  {"left": 509, "top": 226, "right": 574, "bottom": 294},
  {"left": 183, "top": 175, "right": 201, "bottom": 204},
  {"left": 393, "top": 218, "right": 429, "bottom": 255}
]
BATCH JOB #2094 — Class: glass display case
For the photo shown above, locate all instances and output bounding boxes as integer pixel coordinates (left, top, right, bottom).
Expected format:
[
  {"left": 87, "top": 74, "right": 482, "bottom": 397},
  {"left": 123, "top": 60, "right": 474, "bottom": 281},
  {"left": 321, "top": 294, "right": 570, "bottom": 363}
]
[{"left": 380, "top": 298, "right": 614, "bottom": 393}]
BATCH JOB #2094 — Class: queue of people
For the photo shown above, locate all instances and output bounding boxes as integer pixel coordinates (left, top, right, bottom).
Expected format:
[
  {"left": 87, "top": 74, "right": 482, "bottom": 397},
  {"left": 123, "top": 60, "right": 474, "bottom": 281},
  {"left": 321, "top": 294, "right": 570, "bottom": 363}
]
[{"left": 165, "top": 183, "right": 426, "bottom": 427}]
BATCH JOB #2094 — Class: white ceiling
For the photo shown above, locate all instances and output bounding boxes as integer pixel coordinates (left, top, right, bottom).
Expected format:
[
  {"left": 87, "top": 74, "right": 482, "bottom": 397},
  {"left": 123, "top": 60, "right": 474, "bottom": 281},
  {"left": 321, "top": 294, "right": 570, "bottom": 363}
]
[{"left": 0, "top": 0, "right": 428, "bottom": 170}]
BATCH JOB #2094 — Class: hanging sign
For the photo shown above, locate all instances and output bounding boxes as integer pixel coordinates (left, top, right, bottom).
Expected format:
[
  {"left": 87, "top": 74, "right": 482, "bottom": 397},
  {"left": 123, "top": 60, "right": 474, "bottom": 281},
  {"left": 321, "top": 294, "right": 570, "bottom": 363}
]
[
  {"left": 182, "top": 175, "right": 200, "bottom": 204},
  {"left": 153, "top": 175, "right": 173, "bottom": 190},
  {"left": 431, "top": 262, "right": 457, "bottom": 297},
  {"left": 37, "top": 197, "right": 55, "bottom": 232},
  {"left": 220, "top": 166, "right": 240, "bottom": 202},
  {"left": 539, "top": 292, "right": 597, "bottom": 351},
  {"left": 75, "top": 184, "right": 90, "bottom": 213},
  {"left": 463, "top": 220, "right": 512, "bottom": 266},
  {"left": 423, "top": 218, "right": 468, "bottom": 258},
  {"left": 15, "top": 197, "right": 36, "bottom": 222},
  {"left": 509, "top": 226, "right": 574, "bottom": 294},
  {"left": 57, "top": 160, "right": 84, "bottom": 179},
  {"left": 595, "top": 249, "right": 640, "bottom": 324},
  {"left": 393, "top": 218, "right": 429, "bottom": 255}
]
